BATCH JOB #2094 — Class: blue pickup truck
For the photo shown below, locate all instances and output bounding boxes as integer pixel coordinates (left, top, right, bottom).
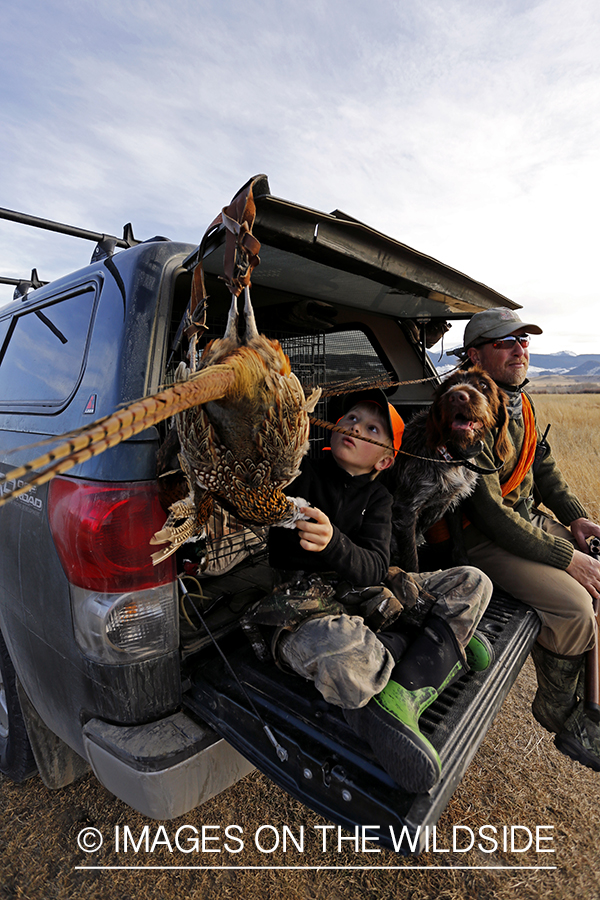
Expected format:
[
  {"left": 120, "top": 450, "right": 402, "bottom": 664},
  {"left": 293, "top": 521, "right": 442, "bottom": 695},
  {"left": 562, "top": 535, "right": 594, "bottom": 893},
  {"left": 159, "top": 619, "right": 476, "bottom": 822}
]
[{"left": 0, "top": 176, "right": 539, "bottom": 853}]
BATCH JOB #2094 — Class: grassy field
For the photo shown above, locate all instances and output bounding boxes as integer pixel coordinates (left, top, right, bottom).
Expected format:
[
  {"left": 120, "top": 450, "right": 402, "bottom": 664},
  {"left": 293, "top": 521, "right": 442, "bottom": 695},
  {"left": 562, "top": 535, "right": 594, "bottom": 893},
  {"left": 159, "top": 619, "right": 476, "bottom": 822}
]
[
  {"left": 531, "top": 394, "right": 600, "bottom": 523},
  {"left": 1, "top": 394, "right": 600, "bottom": 900}
]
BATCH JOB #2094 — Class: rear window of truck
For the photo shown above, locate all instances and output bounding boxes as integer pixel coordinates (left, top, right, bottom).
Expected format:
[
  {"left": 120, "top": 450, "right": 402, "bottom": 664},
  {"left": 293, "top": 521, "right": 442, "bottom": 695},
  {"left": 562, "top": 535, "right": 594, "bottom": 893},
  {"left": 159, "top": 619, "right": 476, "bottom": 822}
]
[{"left": 0, "top": 287, "right": 96, "bottom": 408}]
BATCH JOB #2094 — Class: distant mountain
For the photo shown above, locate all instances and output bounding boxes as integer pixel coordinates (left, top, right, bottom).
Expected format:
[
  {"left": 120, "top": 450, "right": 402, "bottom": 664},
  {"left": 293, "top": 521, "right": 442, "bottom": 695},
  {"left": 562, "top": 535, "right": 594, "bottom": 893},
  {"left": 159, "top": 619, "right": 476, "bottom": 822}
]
[
  {"left": 529, "top": 353, "right": 600, "bottom": 371},
  {"left": 432, "top": 350, "right": 600, "bottom": 375},
  {"left": 431, "top": 351, "right": 600, "bottom": 390},
  {"left": 558, "top": 360, "right": 600, "bottom": 377}
]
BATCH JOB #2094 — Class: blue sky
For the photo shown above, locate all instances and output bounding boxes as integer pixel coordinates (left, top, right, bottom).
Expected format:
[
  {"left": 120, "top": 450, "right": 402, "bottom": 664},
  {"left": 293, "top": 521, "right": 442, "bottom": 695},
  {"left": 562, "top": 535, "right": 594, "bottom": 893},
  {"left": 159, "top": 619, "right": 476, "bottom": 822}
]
[{"left": 2, "top": 0, "right": 600, "bottom": 353}]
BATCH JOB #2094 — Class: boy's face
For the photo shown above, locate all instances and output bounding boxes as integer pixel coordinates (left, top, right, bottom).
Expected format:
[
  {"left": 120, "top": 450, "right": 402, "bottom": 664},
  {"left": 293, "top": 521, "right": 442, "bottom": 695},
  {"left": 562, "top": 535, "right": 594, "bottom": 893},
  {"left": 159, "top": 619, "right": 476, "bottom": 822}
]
[{"left": 330, "top": 402, "right": 394, "bottom": 477}]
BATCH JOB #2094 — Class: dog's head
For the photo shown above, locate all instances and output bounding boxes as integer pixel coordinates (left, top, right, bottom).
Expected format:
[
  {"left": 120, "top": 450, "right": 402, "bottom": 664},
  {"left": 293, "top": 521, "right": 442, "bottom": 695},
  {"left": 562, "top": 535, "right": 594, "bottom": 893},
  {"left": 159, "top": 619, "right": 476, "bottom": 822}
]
[{"left": 426, "top": 366, "right": 511, "bottom": 461}]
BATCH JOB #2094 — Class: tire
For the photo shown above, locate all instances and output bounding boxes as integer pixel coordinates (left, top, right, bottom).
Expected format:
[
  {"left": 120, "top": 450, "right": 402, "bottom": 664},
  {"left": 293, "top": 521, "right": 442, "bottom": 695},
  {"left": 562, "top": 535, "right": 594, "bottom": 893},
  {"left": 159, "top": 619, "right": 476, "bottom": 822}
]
[{"left": 0, "top": 628, "right": 37, "bottom": 782}]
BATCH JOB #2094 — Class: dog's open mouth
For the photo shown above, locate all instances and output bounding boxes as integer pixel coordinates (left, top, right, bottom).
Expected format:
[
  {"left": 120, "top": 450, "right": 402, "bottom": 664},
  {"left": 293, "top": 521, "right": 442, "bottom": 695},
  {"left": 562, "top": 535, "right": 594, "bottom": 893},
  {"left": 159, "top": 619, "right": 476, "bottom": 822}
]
[{"left": 451, "top": 414, "right": 481, "bottom": 438}]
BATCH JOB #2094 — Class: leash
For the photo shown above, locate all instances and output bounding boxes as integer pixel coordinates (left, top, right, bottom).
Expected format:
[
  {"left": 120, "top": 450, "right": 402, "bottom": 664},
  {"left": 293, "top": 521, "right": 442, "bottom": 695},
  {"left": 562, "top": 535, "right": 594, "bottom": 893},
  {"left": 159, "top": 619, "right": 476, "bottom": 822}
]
[
  {"left": 436, "top": 443, "right": 504, "bottom": 474},
  {"left": 309, "top": 418, "right": 503, "bottom": 473},
  {"left": 317, "top": 364, "right": 464, "bottom": 399}
]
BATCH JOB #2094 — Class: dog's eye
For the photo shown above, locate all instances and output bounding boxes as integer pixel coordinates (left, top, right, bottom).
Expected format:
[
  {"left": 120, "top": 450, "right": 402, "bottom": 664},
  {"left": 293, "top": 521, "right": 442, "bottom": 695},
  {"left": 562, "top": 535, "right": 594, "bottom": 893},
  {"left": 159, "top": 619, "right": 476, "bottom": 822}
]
[{"left": 478, "top": 381, "right": 488, "bottom": 391}]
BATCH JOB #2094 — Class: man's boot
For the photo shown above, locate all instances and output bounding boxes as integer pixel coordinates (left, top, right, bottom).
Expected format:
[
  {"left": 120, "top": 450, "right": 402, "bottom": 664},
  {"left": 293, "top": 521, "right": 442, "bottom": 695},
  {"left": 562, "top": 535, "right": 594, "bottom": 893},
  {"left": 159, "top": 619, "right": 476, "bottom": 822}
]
[
  {"left": 555, "top": 701, "right": 600, "bottom": 771},
  {"left": 345, "top": 616, "right": 467, "bottom": 794},
  {"left": 530, "top": 643, "right": 583, "bottom": 734}
]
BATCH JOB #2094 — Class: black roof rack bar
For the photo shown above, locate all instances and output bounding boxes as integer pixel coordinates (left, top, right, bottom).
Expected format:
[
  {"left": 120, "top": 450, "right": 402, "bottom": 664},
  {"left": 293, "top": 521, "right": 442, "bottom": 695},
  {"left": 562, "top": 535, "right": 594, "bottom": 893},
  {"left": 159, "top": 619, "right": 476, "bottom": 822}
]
[
  {"left": 0, "top": 207, "right": 138, "bottom": 248},
  {"left": 0, "top": 274, "right": 49, "bottom": 288}
]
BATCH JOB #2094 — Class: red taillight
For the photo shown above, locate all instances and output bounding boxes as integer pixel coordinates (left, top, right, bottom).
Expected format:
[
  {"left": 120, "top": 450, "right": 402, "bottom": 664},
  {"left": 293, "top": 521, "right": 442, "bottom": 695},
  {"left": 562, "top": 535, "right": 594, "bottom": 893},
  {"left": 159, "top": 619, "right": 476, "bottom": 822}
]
[{"left": 48, "top": 477, "right": 175, "bottom": 592}]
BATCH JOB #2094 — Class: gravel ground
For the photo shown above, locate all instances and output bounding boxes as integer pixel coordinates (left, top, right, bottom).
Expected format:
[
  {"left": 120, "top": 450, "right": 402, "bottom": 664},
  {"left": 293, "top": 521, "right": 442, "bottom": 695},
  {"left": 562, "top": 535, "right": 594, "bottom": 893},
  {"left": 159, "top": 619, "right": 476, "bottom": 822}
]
[{"left": 2, "top": 658, "right": 599, "bottom": 900}]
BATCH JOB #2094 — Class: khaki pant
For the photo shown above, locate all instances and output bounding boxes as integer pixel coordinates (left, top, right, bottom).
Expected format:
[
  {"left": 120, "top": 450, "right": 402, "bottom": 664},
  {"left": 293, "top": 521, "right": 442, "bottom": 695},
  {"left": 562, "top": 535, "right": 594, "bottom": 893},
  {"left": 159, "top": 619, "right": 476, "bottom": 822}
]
[
  {"left": 278, "top": 566, "right": 492, "bottom": 709},
  {"left": 466, "top": 514, "right": 596, "bottom": 656}
]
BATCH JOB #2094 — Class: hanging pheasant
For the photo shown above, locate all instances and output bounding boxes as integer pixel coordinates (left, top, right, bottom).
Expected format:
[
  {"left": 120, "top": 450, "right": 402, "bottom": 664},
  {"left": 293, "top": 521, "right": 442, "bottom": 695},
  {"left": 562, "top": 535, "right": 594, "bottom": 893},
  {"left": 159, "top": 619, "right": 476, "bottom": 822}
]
[{"left": 0, "top": 177, "right": 321, "bottom": 565}]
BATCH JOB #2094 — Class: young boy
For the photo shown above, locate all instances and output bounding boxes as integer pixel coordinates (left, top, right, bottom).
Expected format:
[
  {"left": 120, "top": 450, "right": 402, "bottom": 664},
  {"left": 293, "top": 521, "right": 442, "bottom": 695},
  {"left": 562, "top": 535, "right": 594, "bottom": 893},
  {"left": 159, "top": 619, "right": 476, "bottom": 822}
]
[
  {"left": 268, "top": 389, "right": 399, "bottom": 586},
  {"left": 264, "top": 389, "right": 493, "bottom": 794}
]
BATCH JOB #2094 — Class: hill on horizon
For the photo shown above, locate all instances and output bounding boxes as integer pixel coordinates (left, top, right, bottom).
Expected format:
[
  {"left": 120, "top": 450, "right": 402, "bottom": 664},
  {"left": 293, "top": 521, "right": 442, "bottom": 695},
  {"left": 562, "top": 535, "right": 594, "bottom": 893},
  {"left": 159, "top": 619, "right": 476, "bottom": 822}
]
[{"left": 431, "top": 350, "right": 600, "bottom": 392}]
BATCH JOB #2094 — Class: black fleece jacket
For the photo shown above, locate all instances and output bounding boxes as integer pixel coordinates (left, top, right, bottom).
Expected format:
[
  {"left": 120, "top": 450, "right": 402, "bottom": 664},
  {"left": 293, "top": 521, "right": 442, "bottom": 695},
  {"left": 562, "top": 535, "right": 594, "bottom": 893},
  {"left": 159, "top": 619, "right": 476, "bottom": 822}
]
[{"left": 268, "top": 453, "right": 392, "bottom": 585}]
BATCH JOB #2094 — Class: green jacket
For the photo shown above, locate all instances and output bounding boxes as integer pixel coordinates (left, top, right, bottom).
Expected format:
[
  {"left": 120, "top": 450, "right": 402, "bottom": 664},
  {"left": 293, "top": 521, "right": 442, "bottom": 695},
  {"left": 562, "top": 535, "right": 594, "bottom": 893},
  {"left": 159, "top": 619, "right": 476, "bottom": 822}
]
[{"left": 464, "top": 389, "right": 587, "bottom": 569}]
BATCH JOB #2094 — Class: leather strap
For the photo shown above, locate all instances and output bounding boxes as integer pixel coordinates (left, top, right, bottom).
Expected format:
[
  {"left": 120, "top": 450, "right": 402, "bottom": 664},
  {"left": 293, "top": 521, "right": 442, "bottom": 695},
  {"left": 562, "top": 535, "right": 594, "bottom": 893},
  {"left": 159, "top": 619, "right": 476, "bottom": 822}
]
[{"left": 185, "top": 175, "right": 264, "bottom": 341}]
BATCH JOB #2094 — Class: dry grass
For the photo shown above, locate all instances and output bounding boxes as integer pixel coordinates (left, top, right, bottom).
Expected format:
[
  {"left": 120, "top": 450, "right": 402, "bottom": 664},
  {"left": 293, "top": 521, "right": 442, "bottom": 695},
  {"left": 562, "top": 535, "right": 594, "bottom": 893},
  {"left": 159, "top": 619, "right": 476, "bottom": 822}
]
[
  {"left": 2, "top": 394, "right": 600, "bottom": 900},
  {"left": 531, "top": 394, "right": 600, "bottom": 522}
]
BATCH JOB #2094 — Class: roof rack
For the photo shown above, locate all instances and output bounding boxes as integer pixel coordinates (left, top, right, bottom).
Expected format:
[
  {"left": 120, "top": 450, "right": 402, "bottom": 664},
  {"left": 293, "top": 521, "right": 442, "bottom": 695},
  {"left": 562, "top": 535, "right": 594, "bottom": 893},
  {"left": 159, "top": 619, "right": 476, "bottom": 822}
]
[
  {"left": 0, "top": 207, "right": 141, "bottom": 301},
  {"left": 0, "top": 269, "right": 48, "bottom": 301}
]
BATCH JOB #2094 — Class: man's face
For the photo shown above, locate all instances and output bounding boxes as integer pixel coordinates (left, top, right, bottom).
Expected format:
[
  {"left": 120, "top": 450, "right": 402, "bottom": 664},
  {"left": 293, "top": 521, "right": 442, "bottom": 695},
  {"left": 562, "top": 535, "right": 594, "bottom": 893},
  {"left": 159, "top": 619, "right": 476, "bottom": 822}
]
[{"left": 467, "top": 328, "right": 530, "bottom": 386}]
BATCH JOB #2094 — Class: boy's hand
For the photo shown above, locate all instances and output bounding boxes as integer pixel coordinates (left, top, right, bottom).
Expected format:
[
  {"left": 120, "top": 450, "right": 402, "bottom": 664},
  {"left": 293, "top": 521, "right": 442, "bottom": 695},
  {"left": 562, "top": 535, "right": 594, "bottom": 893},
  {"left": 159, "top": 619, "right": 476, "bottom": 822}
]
[{"left": 296, "top": 506, "right": 333, "bottom": 553}]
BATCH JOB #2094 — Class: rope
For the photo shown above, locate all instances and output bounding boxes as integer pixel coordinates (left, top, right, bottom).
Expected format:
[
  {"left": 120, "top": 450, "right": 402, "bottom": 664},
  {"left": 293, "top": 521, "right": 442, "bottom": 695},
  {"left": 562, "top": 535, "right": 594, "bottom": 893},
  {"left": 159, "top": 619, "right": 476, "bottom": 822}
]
[
  {"left": 308, "top": 417, "right": 394, "bottom": 451},
  {"left": 308, "top": 416, "right": 486, "bottom": 466},
  {"left": 316, "top": 365, "right": 462, "bottom": 399}
]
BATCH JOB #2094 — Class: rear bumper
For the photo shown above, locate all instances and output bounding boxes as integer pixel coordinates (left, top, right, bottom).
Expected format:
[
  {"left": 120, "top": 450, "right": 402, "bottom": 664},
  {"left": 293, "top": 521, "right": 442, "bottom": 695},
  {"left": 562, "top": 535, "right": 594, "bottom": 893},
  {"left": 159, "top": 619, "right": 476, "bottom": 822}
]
[{"left": 82, "top": 711, "right": 255, "bottom": 820}]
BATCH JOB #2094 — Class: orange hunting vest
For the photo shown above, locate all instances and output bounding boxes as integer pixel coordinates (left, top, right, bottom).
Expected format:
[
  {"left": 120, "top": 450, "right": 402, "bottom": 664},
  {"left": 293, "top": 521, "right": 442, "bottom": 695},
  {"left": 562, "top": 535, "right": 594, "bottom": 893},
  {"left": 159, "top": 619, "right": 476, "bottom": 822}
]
[{"left": 425, "top": 394, "right": 537, "bottom": 544}]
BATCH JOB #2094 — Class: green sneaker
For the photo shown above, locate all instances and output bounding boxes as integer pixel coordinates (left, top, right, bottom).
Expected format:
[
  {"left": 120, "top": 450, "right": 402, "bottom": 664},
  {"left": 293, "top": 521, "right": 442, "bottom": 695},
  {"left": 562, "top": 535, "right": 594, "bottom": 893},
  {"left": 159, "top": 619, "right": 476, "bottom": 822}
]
[
  {"left": 344, "top": 681, "right": 442, "bottom": 793},
  {"left": 345, "top": 616, "right": 465, "bottom": 793}
]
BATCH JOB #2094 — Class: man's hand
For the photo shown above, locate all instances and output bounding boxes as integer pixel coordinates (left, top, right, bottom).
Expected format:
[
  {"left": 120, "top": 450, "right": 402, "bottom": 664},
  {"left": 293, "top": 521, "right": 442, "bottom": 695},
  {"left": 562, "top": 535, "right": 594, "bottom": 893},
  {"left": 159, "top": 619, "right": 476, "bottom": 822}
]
[
  {"left": 570, "top": 517, "right": 600, "bottom": 553},
  {"left": 296, "top": 506, "right": 334, "bottom": 553},
  {"left": 567, "top": 548, "right": 600, "bottom": 600}
]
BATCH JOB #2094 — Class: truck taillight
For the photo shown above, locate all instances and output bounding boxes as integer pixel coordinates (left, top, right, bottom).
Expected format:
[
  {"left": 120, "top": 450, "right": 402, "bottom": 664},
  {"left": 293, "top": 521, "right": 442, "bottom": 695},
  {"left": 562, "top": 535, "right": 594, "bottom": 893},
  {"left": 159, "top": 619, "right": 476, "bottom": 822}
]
[{"left": 48, "top": 476, "right": 175, "bottom": 592}]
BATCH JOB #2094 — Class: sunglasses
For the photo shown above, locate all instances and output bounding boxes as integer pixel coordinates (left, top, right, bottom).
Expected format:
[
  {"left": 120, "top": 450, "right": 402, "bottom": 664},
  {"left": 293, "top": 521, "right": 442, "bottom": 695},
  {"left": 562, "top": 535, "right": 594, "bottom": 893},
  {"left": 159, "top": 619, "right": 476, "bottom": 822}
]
[{"left": 485, "top": 335, "right": 530, "bottom": 350}]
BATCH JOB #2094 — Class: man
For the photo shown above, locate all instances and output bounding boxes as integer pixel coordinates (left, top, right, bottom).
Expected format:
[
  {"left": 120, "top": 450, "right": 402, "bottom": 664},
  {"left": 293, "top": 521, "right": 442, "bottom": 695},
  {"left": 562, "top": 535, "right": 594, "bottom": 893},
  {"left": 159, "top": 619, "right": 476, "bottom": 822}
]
[{"left": 451, "top": 307, "right": 600, "bottom": 770}]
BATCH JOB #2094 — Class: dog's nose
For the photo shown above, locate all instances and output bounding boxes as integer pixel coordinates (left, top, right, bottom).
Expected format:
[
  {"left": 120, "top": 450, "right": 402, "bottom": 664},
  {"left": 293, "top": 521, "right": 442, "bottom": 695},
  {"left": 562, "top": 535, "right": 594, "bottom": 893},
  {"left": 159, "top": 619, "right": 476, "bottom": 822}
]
[{"left": 449, "top": 389, "right": 471, "bottom": 405}]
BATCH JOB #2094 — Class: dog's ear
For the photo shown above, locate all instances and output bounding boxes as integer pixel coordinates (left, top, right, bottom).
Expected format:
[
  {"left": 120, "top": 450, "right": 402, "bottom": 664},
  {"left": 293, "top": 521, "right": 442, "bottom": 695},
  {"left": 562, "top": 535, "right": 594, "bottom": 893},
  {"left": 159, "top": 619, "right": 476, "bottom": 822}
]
[{"left": 492, "top": 389, "right": 511, "bottom": 463}]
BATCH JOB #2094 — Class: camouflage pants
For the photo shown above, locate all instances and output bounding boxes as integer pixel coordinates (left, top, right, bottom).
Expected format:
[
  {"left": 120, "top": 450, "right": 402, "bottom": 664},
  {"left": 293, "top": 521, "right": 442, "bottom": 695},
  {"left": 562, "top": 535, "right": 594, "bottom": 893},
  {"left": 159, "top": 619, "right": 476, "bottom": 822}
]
[{"left": 278, "top": 566, "right": 492, "bottom": 709}]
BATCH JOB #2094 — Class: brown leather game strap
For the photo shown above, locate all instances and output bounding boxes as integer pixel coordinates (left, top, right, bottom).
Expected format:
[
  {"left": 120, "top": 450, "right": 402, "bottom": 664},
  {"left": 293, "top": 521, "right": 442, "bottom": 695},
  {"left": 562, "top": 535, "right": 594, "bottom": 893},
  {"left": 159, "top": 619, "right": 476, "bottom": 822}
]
[{"left": 185, "top": 176, "right": 263, "bottom": 343}]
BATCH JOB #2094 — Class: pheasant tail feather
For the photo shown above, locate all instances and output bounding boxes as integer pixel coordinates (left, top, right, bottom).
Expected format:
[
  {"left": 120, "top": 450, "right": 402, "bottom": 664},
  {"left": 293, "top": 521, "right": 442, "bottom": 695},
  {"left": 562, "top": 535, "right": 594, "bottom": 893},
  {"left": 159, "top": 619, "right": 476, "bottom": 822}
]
[{"left": 0, "top": 366, "right": 236, "bottom": 507}]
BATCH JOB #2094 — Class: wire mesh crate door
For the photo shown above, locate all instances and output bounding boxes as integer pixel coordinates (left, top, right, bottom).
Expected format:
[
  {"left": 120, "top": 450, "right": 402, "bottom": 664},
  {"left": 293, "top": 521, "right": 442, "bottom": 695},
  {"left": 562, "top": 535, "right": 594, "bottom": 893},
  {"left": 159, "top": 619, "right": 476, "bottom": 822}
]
[{"left": 279, "top": 329, "right": 394, "bottom": 457}]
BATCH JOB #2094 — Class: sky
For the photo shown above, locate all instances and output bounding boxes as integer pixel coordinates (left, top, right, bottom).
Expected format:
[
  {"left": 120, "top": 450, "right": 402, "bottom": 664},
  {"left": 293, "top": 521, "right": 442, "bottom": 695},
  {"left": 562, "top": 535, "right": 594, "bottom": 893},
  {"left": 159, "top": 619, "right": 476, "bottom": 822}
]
[{"left": 1, "top": 0, "right": 600, "bottom": 354}]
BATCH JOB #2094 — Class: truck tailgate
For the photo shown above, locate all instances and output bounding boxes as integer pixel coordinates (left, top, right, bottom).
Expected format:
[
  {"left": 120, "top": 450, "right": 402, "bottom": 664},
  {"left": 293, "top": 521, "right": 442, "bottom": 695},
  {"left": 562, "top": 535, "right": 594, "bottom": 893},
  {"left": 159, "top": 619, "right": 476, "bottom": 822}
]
[{"left": 183, "top": 590, "right": 539, "bottom": 854}]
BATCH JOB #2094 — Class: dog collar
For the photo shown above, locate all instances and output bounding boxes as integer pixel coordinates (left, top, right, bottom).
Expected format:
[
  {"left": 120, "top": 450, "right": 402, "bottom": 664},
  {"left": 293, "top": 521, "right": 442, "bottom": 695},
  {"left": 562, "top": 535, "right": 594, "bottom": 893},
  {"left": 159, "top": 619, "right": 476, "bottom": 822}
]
[{"left": 438, "top": 443, "right": 504, "bottom": 475}]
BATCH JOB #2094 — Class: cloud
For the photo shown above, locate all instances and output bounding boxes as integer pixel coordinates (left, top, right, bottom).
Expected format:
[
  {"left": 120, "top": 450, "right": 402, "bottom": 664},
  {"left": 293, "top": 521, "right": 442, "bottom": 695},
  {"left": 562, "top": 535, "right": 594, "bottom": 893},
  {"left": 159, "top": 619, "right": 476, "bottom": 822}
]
[{"left": 2, "top": 0, "right": 600, "bottom": 351}]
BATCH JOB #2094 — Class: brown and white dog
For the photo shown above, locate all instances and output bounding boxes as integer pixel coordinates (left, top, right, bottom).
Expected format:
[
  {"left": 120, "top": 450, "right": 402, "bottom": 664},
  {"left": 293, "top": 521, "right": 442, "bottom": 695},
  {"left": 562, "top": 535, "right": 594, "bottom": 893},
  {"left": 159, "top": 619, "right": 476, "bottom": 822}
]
[{"left": 388, "top": 366, "right": 510, "bottom": 571}]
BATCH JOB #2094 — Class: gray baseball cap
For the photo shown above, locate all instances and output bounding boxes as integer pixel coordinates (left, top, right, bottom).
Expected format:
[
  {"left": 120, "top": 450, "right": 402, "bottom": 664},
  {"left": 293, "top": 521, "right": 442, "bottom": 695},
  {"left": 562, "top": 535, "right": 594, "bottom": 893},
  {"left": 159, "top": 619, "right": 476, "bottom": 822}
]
[{"left": 450, "top": 307, "right": 543, "bottom": 357}]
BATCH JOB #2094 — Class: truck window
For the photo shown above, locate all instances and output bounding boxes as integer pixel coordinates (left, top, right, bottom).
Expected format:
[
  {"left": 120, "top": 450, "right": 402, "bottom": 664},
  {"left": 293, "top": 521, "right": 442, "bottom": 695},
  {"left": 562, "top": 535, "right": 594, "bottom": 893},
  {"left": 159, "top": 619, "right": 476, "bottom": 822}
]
[{"left": 0, "top": 288, "right": 96, "bottom": 407}]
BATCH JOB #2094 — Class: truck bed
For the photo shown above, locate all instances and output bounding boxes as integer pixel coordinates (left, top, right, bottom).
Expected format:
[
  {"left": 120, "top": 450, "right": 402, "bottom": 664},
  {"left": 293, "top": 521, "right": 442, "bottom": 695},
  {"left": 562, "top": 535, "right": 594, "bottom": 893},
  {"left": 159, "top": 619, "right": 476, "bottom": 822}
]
[{"left": 182, "top": 557, "right": 539, "bottom": 855}]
